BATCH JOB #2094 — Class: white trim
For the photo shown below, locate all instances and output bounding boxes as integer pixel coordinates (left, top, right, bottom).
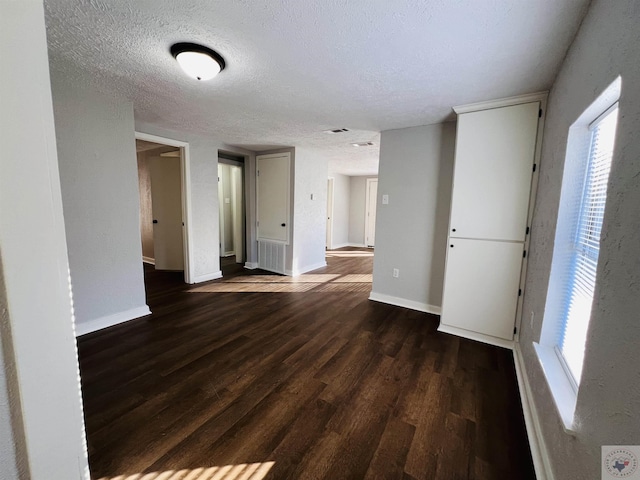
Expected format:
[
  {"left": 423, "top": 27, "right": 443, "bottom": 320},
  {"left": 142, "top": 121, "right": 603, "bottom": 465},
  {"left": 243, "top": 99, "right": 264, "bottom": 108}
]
[
  {"left": 533, "top": 343, "right": 578, "bottom": 434},
  {"left": 75, "top": 306, "right": 152, "bottom": 337},
  {"left": 364, "top": 178, "right": 378, "bottom": 247},
  {"left": 244, "top": 262, "right": 259, "bottom": 270},
  {"left": 514, "top": 344, "right": 555, "bottom": 480},
  {"left": 453, "top": 91, "right": 549, "bottom": 114},
  {"left": 193, "top": 271, "right": 223, "bottom": 283},
  {"left": 437, "top": 324, "right": 514, "bottom": 350},
  {"left": 142, "top": 256, "right": 155, "bottom": 265},
  {"left": 135, "top": 131, "right": 194, "bottom": 284},
  {"left": 287, "top": 261, "right": 328, "bottom": 277},
  {"left": 329, "top": 243, "right": 350, "bottom": 249},
  {"left": 326, "top": 177, "right": 334, "bottom": 250},
  {"left": 369, "top": 292, "right": 441, "bottom": 315}
]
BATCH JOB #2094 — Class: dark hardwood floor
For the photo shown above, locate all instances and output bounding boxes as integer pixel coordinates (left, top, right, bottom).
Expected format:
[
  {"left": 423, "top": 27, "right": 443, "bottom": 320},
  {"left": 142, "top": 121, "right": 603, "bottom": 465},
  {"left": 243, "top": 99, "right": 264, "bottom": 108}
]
[{"left": 78, "top": 248, "right": 535, "bottom": 480}]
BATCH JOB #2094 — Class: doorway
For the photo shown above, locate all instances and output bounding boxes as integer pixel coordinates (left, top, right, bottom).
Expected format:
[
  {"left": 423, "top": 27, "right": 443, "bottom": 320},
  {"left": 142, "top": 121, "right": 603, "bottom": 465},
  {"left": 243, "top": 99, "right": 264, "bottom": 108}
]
[
  {"left": 218, "top": 153, "right": 246, "bottom": 273},
  {"left": 135, "top": 132, "right": 193, "bottom": 284},
  {"left": 365, "top": 178, "right": 378, "bottom": 247}
]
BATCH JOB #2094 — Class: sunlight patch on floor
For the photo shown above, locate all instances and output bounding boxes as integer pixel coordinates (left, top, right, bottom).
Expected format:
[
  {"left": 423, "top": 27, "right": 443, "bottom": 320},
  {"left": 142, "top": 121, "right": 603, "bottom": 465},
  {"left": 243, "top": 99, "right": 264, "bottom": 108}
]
[
  {"left": 190, "top": 283, "right": 318, "bottom": 293},
  {"left": 227, "top": 274, "right": 340, "bottom": 283},
  {"left": 97, "top": 462, "right": 275, "bottom": 480},
  {"left": 187, "top": 272, "right": 372, "bottom": 294},
  {"left": 325, "top": 251, "right": 373, "bottom": 257}
]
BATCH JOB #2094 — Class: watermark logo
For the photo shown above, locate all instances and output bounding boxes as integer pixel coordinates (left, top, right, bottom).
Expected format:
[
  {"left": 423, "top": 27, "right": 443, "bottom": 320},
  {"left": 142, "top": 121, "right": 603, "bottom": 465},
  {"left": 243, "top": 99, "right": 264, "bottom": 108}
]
[{"left": 603, "top": 446, "right": 640, "bottom": 479}]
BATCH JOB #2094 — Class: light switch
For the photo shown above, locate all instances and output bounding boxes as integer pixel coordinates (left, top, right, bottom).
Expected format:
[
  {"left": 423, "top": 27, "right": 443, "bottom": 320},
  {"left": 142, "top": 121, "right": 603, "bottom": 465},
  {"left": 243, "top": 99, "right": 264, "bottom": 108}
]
[
  {"left": 224, "top": 198, "right": 230, "bottom": 204},
  {"left": 382, "top": 194, "right": 389, "bottom": 205}
]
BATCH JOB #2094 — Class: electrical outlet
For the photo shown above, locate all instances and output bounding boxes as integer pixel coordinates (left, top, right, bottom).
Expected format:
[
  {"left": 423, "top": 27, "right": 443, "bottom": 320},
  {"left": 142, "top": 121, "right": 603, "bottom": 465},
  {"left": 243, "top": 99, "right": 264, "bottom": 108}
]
[{"left": 393, "top": 268, "right": 399, "bottom": 278}]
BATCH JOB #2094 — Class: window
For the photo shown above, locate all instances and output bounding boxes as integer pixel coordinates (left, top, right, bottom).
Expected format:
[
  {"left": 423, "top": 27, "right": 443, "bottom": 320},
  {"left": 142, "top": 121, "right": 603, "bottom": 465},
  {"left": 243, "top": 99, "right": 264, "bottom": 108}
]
[
  {"left": 558, "top": 104, "right": 618, "bottom": 385},
  {"left": 535, "top": 77, "right": 620, "bottom": 431}
]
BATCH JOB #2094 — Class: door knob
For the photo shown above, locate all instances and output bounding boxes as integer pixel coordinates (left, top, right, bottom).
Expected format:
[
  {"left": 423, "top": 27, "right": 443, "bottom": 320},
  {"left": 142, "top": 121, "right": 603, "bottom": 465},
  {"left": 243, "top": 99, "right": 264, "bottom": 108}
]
[
  {"left": 153, "top": 219, "right": 158, "bottom": 224},
  {"left": 281, "top": 223, "right": 286, "bottom": 227}
]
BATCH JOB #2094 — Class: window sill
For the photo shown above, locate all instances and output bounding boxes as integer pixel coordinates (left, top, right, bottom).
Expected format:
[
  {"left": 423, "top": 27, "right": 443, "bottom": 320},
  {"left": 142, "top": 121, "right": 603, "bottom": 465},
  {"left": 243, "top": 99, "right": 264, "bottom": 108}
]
[{"left": 533, "top": 342, "right": 578, "bottom": 434}]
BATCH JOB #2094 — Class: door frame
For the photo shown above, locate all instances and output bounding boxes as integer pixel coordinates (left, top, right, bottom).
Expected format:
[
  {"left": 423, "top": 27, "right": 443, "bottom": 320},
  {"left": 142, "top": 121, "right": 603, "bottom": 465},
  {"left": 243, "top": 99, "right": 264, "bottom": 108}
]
[
  {"left": 326, "top": 177, "right": 334, "bottom": 250},
  {"left": 364, "top": 178, "right": 378, "bottom": 247},
  {"left": 135, "top": 131, "right": 194, "bottom": 284}
]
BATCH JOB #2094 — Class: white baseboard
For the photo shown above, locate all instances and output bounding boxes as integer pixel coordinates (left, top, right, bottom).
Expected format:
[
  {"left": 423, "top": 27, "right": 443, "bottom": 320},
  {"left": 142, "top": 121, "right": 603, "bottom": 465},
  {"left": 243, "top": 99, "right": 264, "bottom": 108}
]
[
  {"left": 368, "top": 292, "right": 441, "bottom": 315},
  {"left": 329, "top": 243, "right": 369, "bottom": 249},
  {"left": 287, "top": 261, "right": 328, "bottom": 277},
  {"left": 142, "top": 256, "right": 155, "bottom": 265},
  {"left": 244, "top": 262, "right": 259, "bottom": 270},
  {"left": 193, "top": 271, "right": 223, "bottom": 283},
  {"left": 329, "top": 242, "right": 352, "bottom": 249},
  {"left": 75, "top": 305, "right": 151, "bottom": 337},
  {"left": 436, "top": 324, "right": 514, "bottom": 350},
  {"left": 514, "top": 344, "right": 554, "bottom": 480}
]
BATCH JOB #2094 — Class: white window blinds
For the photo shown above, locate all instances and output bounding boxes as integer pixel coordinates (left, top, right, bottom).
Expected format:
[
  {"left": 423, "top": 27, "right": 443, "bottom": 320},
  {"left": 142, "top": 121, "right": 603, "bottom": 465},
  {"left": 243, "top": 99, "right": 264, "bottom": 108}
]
[{"left": 558, "top": 104, "right": 618, "bottom": 385}]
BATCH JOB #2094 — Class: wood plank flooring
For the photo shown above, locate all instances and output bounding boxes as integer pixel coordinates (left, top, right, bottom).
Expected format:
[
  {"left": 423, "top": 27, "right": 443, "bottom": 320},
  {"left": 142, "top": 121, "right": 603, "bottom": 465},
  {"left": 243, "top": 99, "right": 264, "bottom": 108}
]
[{"left": 78, "top": 248, "right": 535, "bottom": 480}]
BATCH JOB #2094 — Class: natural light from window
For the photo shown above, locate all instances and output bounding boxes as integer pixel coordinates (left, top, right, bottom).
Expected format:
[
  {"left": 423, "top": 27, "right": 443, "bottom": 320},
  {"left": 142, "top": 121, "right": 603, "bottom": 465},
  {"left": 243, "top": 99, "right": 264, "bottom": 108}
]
[
  {"left": 558, "top": 104, "right": 618, "bottom": 384},
  {"left": 96, "top": 462, "right": 275, "bottom": 480}
]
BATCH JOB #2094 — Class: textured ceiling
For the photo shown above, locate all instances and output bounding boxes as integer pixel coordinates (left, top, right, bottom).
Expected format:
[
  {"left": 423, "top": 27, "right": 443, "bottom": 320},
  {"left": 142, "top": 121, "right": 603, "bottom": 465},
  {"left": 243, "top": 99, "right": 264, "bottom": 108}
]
[{"left": 44, "top": 0, "right": 590, "bottom": 176}]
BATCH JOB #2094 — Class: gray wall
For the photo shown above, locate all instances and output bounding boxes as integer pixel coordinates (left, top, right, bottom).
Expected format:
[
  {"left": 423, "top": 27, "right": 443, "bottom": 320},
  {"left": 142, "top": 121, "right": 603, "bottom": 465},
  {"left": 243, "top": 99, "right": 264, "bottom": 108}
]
[
  {"left": 520, "top": 1, "right": 640, "bottom": 478},
  {"left": 331, "top": 174, "right": 351, "bottom": 248},
  {"left": 371, "top": 123, "right": 455, "bottom": 310},
  {"left": 51, "top": 71, "right": 148, "bottom": 327},
  {"left": 348, "top": 176, "right": 377, "bottom": 246},
  {"left": 292, "top": 148, "right": 329, "bottom": 274}
]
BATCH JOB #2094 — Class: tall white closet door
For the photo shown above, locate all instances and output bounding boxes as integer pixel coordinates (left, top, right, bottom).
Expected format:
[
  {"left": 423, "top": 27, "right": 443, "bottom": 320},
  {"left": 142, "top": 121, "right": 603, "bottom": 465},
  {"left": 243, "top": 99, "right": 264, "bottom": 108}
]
[
  {"left": 257, "top": 153, "right": 291, "bottom": 244},
  {"left": 441, "top": 239, "right": 523, "bottom": 340},
  {"left": 449, "top": 102, "right": 539, "bottom": 242}
]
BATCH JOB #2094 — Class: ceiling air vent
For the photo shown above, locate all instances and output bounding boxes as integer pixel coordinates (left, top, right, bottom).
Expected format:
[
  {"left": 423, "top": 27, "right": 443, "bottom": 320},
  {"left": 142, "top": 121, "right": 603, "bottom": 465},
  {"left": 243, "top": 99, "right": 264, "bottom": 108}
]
[{"left": 324, "top": 128, "right": 350, "bottom": 134}]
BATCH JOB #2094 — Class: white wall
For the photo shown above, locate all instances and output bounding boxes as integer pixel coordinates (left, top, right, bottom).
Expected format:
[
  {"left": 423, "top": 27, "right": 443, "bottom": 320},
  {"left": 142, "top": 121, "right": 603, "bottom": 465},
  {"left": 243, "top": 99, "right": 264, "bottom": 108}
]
[
  {"left": 371, "top": 123, "right": 455, "bottom": 312},
  {"left": 330, "top": 174, "right": 351, "bottom": 248},
  {"left": 291, "top": 148, "right": 329, "bottom": 275},
  {"left": 51, "top": 70, "right": 149, "bottom": 334},
  {"left": 348, "top": 176, "right": 378, "bottom": 246},
  {"left": 519, "top": 1, "right": 640, "bottom": 478},
  {"left": 0, "top": 1, "right": 88, "bottom": 477}
]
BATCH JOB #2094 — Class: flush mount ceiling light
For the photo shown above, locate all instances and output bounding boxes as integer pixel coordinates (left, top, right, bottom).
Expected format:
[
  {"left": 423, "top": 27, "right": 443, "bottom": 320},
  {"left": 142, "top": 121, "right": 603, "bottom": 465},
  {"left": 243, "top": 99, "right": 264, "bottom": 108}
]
[{"left": 170, "top": 42, "right": 226, "bottom": 81}]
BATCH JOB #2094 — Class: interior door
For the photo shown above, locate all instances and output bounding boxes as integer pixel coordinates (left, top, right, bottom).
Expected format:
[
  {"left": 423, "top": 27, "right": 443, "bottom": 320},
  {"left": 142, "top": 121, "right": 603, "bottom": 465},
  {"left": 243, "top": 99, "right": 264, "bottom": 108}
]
[
  {"left": 441, "top": 238, "right": 524, "bottom": 340},
  {"left": 257, "top": 153, "right": 290, "bottom": 244},
  {"left": 149, "top": 156, "right": 184, "bottom": 270},
  {"left": 449, "top": 101, "right": 539, "bottom": 241},
  {"left": 365, "top": 179, "right": 378, "bottom": 247}
]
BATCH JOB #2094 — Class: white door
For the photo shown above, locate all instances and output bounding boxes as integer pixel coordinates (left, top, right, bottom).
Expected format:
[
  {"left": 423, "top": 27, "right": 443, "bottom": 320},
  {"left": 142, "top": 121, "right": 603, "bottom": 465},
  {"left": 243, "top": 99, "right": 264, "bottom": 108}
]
[
  {"left": 449, "top": 101, "right": 539, "bottom": 242},
  {"left": 149, "top": 156, "right": 184, "bottom": 270},
  {"left": 326, "top": 178, "right": 334, "bottom": 249},
  {"left": 365, "top": 178, "right": 378, "bottom": 247},
  {"left": 441, "top": 238, "right": 524, "bottom": 340},
  {"left": 257, "top": 153, "right": 290, "bottom": 244}
]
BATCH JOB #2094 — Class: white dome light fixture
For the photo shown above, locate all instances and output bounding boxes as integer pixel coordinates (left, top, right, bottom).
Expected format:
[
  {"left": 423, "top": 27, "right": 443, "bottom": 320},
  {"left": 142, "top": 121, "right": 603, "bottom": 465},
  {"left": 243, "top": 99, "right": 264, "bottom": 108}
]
[{"left": 170, "top": 43, "right": 226, "bottom": 81}]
